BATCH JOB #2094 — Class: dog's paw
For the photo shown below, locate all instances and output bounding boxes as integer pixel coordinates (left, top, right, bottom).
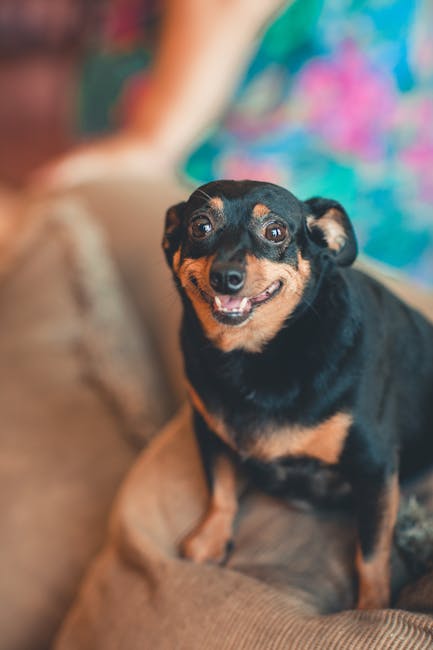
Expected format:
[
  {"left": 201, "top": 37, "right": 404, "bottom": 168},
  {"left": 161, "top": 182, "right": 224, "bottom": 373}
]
[{"left": 180, "top": 514, "right": 234, "bottom": 565}]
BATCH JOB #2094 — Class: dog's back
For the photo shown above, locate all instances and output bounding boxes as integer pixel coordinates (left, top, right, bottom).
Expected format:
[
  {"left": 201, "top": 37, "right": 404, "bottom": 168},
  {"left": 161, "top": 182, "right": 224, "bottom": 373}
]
[{"left": 350, "top": 268, "right": 433, "bottom": 478}]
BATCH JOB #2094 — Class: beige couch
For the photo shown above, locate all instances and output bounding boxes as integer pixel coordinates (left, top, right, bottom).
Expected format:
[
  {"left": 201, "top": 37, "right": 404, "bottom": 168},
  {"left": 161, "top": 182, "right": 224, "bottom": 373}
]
[
  {"left": 1, "top": 178, "right": 433, "bottom": 649},
  {"left": 0, "top": 179, "right": 183, "bottom": 649},
  {"left": 57, "top": 407, "right": 433, "bottom": 649}
]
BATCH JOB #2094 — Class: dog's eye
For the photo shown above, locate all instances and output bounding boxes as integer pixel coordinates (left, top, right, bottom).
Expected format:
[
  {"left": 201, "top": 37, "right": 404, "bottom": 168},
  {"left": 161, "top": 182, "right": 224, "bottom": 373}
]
[
  {"left": 190, "top": 216, "right": 213, "bottom": 240},
  {"left": 264, "top": 222, "right": 287, "bottom": 243}
]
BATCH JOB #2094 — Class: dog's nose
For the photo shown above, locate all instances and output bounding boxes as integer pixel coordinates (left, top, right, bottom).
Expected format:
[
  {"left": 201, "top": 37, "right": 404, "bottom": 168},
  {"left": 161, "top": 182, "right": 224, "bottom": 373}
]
[{"left": 210, "top": 262, "right": 245, "bottom": 294}]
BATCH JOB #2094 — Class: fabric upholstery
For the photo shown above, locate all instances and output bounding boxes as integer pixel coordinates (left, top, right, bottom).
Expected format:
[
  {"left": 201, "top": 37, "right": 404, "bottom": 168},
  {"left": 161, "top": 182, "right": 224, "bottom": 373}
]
[
  {"left": 2, "top": 176, "right": 433, "bottom": 649},
  {"left": 55, "top": 408, "right": 433, "bottom": 649},
  {"left": 64, "top": 176, "right": 188, "bottom": 407},
  {"left": 53, "top": 216, "right": 433, "bottom": 648},
  {"left": 0, "top": 194, "right": 168, "bottom": 650},
  {"left": 49, "top": 181, "right": 433, "bottom": 649}
]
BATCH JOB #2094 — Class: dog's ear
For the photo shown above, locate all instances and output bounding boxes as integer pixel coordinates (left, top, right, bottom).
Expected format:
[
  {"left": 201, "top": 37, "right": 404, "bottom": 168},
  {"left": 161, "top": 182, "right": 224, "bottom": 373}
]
[
  {"left": 304, "top": 197, "right": 357, "bottom": 266},
  {"left": 162, "top": 201, "right": 186, "bottom": 264}
]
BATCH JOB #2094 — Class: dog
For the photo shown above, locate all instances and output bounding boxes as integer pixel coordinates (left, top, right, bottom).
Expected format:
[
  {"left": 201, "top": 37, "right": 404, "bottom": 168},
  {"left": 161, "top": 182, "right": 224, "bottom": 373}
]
[{"left": 162, "top": 179, "right": 433, "bottom": 610}]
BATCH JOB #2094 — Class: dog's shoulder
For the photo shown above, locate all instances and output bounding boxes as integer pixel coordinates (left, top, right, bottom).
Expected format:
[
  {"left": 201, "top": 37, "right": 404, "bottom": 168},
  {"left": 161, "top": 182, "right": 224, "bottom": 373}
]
[{"left": 346, "top": 267, "right": 433, "bottom": 342}]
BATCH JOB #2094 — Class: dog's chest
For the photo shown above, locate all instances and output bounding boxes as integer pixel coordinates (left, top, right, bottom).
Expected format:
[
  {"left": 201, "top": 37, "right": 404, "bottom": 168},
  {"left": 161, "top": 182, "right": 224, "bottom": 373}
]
[{"left": 187, "top": 382, "right": 352, "bottom": 465}]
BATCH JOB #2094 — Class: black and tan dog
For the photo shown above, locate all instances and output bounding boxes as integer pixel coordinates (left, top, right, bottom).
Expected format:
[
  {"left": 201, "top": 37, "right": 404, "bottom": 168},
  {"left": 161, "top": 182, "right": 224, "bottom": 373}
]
[{"left": 162, "top": 179, "right": 433, "bottom": 610}]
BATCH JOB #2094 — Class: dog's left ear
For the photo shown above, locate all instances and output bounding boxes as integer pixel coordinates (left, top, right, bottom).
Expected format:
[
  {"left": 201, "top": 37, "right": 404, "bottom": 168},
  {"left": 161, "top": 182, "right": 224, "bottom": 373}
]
[
  {"left": 162, "top": 201, "right": 186, "bottom": 263},
  {"left": 304, "top": 197, "right": 357, "bottom": 266}
]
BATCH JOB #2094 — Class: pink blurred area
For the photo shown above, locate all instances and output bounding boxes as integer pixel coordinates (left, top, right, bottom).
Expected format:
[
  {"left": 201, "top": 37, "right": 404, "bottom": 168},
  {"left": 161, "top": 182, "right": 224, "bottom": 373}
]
[{"left": 292, "top": 42, "right": 397, "bottom": 162}]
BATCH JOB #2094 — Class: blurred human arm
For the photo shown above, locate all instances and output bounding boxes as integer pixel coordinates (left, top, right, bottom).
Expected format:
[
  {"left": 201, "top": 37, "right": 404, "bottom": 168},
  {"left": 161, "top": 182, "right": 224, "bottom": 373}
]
[
  {"left": 33, "top": 0, "right": 287, "bottom": 188},
  {"left": 127, "top": 0, "right": 287, "bottom": 163}
]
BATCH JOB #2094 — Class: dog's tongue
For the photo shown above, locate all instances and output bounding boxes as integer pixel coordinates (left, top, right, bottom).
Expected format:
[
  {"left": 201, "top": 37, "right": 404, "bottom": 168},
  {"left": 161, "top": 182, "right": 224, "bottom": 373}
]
[
  {"left": 219, "top": 295, "right": 243, "bottom": 308},
  {"left": 212, "top": 281, "right": 281, "bottom": 315},
  {"left": 214, "top": 294, "right": 251, "bottom": 313}
]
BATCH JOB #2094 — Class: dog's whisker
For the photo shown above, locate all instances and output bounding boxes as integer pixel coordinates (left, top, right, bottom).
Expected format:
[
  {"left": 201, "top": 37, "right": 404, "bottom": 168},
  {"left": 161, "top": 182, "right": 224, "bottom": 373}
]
[
  {"left": 195, "top": 188, "right": 213, "bottom": 202},
  {"left": 291, "top": 285, "right": 321, "bottom": 319}
]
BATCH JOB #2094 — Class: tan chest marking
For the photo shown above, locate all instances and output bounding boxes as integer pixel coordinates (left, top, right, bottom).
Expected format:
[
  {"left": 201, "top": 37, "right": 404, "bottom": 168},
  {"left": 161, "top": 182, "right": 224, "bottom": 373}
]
[
  {"left": 186, "top": 381, "right": 351, "bottom": 465},
  {"left": 250, "top": 412, "right": 353, "bottom": 465}
]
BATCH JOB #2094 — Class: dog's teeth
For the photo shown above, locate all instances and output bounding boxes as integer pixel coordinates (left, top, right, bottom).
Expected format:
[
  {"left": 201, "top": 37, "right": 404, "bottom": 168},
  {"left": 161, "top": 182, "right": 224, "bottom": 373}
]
[
  {"left": 215, "top": 296, "right": 222, "bottom": 309},
  {"left": 240, "top": 297, "right": 249, "bottom": 310}
]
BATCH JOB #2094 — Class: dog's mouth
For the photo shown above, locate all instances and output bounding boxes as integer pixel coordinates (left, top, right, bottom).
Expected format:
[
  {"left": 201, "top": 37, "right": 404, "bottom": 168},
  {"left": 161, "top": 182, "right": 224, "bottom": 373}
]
[{"left": 194, "top": 278, "right": 283, "bottom": 326}]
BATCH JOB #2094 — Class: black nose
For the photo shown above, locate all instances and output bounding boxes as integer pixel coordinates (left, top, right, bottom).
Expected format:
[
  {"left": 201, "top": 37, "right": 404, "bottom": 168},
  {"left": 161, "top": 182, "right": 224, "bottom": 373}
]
[{"left": 210, "top": 262, "right": 245, "bottom": 294}]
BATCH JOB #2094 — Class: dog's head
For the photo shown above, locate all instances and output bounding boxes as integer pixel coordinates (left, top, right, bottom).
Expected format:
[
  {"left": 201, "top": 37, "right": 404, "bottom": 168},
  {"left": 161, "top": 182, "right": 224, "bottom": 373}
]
[{"left": 163, "top": 180, "right": 357, "bottom": 353}]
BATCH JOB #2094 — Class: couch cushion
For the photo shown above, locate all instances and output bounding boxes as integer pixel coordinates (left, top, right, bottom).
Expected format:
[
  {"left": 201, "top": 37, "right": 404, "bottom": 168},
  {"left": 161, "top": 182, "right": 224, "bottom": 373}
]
[
  {"left": 55, "top": 407, "right": 433, "bottom": 650},
  {"left": 46, "top": 178, "right": 433, "bottom": 648},
  {"left": 0, "top": 196, "right": 168, "bottom": 650},
  {"left": 62, "top": 177, "right": 189, "bottom": 406}
]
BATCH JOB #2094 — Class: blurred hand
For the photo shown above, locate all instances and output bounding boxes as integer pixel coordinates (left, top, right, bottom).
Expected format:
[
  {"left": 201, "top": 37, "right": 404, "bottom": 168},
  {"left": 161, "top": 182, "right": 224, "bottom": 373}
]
[
  {"left": 28, "top": 0, "right": 290, "bottom": 194},
  {"left": 29, "top": 132, "right": 174, "bottom": 192}
]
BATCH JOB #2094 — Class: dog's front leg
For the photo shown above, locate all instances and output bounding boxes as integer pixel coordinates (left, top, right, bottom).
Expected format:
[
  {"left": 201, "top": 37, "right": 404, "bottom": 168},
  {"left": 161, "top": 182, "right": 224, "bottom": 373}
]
[
  {"left": 350, "top": 461, "right": 399, "bottom": 610},
  {"left": 180, "top": 412, "right": 238, "bottom": 564}
]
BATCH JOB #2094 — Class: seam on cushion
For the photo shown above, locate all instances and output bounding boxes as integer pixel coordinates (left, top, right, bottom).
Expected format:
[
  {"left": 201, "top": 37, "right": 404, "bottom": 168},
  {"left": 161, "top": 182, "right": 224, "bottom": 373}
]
[{"left": 48, "top": 197, "right": 169, "bottom": 449}]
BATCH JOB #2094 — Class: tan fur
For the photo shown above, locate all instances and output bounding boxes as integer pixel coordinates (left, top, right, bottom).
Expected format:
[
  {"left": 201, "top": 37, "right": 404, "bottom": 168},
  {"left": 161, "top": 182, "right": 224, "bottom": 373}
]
[
  {"left": 172, "top": 249, "right": 181, "bottom": 273},
  {"left": 175, "top": 249, "right": 310, "bottom": 353},
  {"left": 250, "top": 412, "right": 352, "bottom": 464},
  {"left": 252, "top": 203, "right": 271, "bottom": 219},
  {"left": 187, "top": 381, "right": 351, "bottom": 464},
  {"left": 209, "top": 197, "right": 224, "bottom": 212},
  {"left": 307, "top": 208, "right": 347, "bottom": 252},
  {"left": 180, "top": 454, "right": 238, "bottom": 563},
  {"left": 177, "top": 255, "right": 213, "bottom": 288},
  {"left": 175, "top": 252, "right": 217, "bottom": 333},
  {"left": 356, "top": 474, "right": 399, "bottom": 609},
  {"left": 214, "top": 253, "right": 310, "bottom": 353},
  {"left": 186, "top": 381, "right": 235, "bottom": 450}
]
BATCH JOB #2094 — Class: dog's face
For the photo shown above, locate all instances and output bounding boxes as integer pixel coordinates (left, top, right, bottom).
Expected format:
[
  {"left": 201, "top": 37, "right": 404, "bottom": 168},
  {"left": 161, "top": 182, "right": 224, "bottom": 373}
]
[{"left": 163, "top": 180, "right": 357, "bottom": 353}]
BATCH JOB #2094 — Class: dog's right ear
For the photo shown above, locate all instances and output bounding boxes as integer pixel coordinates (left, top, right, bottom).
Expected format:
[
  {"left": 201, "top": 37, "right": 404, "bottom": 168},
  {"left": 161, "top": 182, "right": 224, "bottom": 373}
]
[
  {"left": 162, "top": 201, "right": 186, "bottom": 264},
  {"left": 304, "top": 197, "right": 357, "bottom": 267}
]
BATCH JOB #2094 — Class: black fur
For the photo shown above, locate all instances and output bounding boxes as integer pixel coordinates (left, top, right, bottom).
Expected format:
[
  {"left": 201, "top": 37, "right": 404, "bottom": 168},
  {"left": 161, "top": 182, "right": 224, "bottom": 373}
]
[{"left": 163, "top": 180, "right": 433, "bottom": 597}]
